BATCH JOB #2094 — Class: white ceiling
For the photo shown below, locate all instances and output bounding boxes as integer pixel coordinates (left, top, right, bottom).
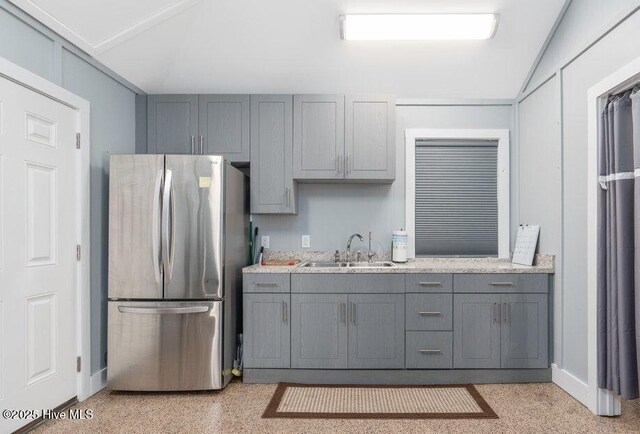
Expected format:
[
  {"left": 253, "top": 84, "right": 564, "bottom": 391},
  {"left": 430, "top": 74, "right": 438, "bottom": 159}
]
[{"left": 11, "top": 0, "right": 567, "bottom": 98}]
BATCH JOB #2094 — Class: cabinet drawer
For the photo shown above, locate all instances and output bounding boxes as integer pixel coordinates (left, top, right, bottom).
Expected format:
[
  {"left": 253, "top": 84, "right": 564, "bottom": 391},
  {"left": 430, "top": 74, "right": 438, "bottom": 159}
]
[
  {"left": 453, "top": 274, "right": 548, "bottom": 293},
  {"left": 406, "top": 274, "right": 452, "bottom": 293},
  {"left": 243, "top": 274, "right": 290, "bottom": 293},
  {"left": 291, "top": 274, "right": 404, "bottom": 293},
  {"left": 406, "top": 331, "right": 453, "bottom": 369},
  {"left": 405, "top": 294, "right": 452, "bottom": 331}
]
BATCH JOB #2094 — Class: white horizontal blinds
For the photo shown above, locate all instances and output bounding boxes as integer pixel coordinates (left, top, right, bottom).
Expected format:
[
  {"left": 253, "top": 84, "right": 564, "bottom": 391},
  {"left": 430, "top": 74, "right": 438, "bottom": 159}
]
[{"left": 415, "top": 139, "right": 498, "bottom": 256}]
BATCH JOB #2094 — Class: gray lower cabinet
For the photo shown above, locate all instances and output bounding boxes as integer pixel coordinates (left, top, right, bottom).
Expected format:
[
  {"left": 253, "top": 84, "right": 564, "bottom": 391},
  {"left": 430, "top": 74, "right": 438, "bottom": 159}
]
[
  {"left": 501, "top": 294, "right": 548, "bottom": 368},
  {"left": 147, "top": 95, "right": 198, "bottom": 154},
  {"left": 348, "top": 294, "right": 404, "bottom": 369},
  {"left": 453, "top": 293, "right": 549, "bottom": 369},
  {"left": 198, "top": 94, "right": 250, "bottom": 162},
  {"left": 453, "top": 294, "right": 501, "bottom": 369},
  {"left": 250, "top": 95, "right": 296, "bottom": 214},
  {"left": 243, "top": 293, "right": 290, "bottom": 368},
  {"left": 344, "top": 94, "right": 395, "bottom": 181},
  {"left": 406, "top": 331, "right": 453, "bottom": 369},
  {"left": 293, "top": 95, "right": 344, "bottom": 180},
  {"left": 291, "top": 294, "right": 348, "bottom": 368}
]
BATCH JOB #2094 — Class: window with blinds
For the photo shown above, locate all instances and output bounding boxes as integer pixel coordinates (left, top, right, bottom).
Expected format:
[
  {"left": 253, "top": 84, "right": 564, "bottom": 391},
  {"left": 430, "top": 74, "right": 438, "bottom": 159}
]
[{"left": 415, "top": 139, "right": 498, "bottom": 257}]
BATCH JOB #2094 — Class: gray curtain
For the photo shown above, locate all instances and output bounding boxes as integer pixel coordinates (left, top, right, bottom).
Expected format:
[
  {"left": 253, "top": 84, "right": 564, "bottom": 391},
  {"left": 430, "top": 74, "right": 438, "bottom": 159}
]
[{"left": 597, "top": 87, "right": 640, "bottom": 400}]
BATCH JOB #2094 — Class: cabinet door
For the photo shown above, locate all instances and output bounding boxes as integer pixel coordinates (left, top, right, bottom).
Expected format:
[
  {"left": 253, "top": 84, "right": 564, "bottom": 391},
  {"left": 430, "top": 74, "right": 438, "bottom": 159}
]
[
  {"left": 243, "top": 294, "right": 290, "bottom": 368},
  {"left": 293, "top": 95, "right": 344, "bottom": 180},
  {"left": 147, "top": 95, "right": 198, "bottom": 154},
  {"left": 348, "top": 294, "right": 404, "bottom": 369},
  {"left": 500, "top": 294, "right": 548, "bottom": 368},
  {"left": 291, "top": 294, "right": 348, "bottom": 368},
  {"left": 344, "top": 95, "right": 395, "bottom": 181},
  {"left": 453, "top": 294, "right": 501, "bottom": 368},
  {"left": 250, "top": 95, "right": 296, "bottom": 214},
  {"left": 198, "top": 95, "right": 250, "bottom": 162}
]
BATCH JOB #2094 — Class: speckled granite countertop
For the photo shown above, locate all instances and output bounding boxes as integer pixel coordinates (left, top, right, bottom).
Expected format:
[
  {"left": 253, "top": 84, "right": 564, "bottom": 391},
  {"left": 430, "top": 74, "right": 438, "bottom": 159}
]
[{"left": 243, "top": 254, "right": 554, "bottom": 274}]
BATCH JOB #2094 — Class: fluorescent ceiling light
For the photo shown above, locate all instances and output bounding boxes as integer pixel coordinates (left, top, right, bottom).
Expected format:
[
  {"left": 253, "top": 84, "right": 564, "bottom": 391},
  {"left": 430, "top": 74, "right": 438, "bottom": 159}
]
[{"left": 340, "top": 14, "right": 499, "bottom": 41}]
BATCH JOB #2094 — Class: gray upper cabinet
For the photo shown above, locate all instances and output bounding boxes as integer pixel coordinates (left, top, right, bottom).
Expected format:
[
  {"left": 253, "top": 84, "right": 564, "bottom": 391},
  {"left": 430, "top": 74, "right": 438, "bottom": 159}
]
[
  {"left": 500, "top": 294, "right": 548, "bottom": 369},
  {"left": 293, "top": 95, "right": 344, "bottom": 180},
  {"left": 198, "top": 95, "right": 250, "bottom": 162},
  {"left": 348, "top": 294, "right": 404, "bottom": 369},
  {"left": 243, "top": 293, "right": 290, "bottom": 368},
  {"left": 345, "top": 94, "right": 395, "bottom": 181},
  {"left": 291, "top": 294, "right": 348, "bottom": 369},
  {"left": 147, "top": 95, "right": 198, "bottom": 154},
  {"left": 250, "top": 95, "right": 296, "bottom": 214},
  {"left": 453, "top": 294, "right": 501, "bottom": 369}
]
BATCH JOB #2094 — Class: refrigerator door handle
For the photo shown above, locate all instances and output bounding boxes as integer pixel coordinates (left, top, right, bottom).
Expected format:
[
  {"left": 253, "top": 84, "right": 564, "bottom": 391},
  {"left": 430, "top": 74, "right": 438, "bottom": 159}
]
[
  {"left": 162, "top": 169, "right": 174, "bottom": 285},
  {"left": 118, "top": 306, "right": 210, "bottom": 315},
  {"left": 151, "top": 169, "right": 163, "bottom": 284}
]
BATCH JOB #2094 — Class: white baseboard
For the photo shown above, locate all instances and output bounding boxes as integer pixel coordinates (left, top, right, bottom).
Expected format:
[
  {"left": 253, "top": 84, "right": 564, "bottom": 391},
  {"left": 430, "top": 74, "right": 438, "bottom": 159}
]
[
  {"left": 89, "top": 368, "right": 107, "bottom": 396},
  {"left": 551, "top": 363, "right": 590, "bottom": 406}
]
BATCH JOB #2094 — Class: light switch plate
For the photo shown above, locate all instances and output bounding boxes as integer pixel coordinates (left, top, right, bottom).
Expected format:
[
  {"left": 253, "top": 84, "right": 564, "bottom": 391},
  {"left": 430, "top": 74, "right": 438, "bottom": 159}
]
[
  {"left": 301, "top": 235, "right": 310, "bottom": 248},
  {"left": 261, "top": 236, "right": 270, "bottom": 248}
]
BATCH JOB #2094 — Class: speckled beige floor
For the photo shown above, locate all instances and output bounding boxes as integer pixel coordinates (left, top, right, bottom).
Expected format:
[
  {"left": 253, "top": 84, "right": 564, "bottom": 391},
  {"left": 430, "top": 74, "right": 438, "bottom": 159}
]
[{"left": 33, "top": 381, "right": 640, "bottom": 433}]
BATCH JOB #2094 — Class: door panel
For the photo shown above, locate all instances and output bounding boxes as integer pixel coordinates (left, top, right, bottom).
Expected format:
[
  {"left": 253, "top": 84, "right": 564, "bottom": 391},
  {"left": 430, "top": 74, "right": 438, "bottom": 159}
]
[
  {"left": 0, "top": 75, "right": 77, "bottom": 432},
  {"left": 107, "top": 301, "right": 222, "bottom": 391},
  {"left": 453, "top": 294, "right": 501, "bottom": 368},
  {"left": 250, "top": 95, "right": 296, "bottom": 214},
  {"left": 348, "top": 294, "right": 404, "bottom": 369},
  {"left": 293, "top": 94, "right": 344, "bottom": 180},
  {"left": 199, "top": 95, "right": 250, "bottom": 161},
  {"left": 291, "top": 294, "right": 348, "bottom": 368},
  {"left": 108, "top": 155, "right": 164, "bottom": 299},
  {"left": 501, "top": 294, "right": 548, "bottom": 368},
  {"left": 344, "top": 94, "right": 395, "bottom": 180},
  {"left": 243, "top": 294, "right": 290, "bottom": 368},
  {"left": 164, "top": 155, "right": 224, "bottom": 300},
  {"left": 147, "top": 95, "right": 198, "bottom": 154}
]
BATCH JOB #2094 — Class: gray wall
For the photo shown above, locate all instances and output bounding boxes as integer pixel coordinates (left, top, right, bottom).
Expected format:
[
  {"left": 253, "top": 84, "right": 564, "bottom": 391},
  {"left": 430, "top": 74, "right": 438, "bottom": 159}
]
[
  {"left": 253, "top": 103, "right": 514, "bottom": 254},
  {"left": 517, "top": 0, "right": 640, "bottom": 383},
  {"left": 0, "top": 1, "right": 139, "bottom": 375}
]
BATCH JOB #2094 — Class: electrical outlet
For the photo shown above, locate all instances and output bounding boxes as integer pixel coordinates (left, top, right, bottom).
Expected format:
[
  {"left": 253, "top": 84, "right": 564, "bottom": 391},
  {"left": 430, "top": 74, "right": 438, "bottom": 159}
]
[
  {"left": 301, "top": 235, "right": 310, "bottom": 248},
  {"left": 261, "top": 236, "right": 270, "bottom": 248}
]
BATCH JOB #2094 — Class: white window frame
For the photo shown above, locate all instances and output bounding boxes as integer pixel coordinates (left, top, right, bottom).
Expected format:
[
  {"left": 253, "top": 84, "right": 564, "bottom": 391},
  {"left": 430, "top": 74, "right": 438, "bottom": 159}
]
[{"left": 405, "top": 128, "right": 510, "bottom": 258}]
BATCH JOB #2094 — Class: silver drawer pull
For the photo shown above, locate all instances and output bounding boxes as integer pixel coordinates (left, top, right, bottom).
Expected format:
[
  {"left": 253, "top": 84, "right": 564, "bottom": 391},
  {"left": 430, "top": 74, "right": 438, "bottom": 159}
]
[
  {"left": 418, "top": 311, "right": 441, "bottom": 316},
  {"left": 255, "top": 282, "right": 278, "bottom": 287},
  {"left": 418, "top": 282, "right": 442, "bottom": 286},
  {"left": 490, "top": 282, "right": 514, "bottom": 286},
  {"left": 418, "top": 349, "right": 441, "bottom": 354},
  {"left": 118, "top": 306, "right": 209, "bottom": 314}
]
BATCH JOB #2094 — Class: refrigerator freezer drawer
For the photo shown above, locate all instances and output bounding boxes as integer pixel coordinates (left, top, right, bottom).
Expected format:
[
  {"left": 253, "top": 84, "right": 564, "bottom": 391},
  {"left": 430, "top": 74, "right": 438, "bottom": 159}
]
[{"left": 108, "top": 301, "right": 224, "bottom": 391}]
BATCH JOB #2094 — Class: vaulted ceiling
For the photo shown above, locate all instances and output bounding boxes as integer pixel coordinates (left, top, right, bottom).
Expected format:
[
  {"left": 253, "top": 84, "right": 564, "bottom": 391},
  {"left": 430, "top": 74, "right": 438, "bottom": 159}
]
[{"left": 9, "top": 0, "right": 566, "bottom": 98}]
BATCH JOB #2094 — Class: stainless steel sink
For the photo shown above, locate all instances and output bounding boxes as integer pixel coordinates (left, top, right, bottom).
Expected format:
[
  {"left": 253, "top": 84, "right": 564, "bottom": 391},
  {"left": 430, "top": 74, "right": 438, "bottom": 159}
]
[{"left": 299, "top": 261, "right": 396, "bottom": 268}]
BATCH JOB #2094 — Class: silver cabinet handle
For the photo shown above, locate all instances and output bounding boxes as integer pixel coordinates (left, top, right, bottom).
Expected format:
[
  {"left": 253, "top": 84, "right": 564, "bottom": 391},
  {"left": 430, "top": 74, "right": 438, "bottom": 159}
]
[
  {"left": 351, "top": 302, "right": 356, "bottom": 324},
  {"left": 418, "top": 282, "right": 442, "bottom": 286},
  {"left": 336, "top": 154, "right": 340, "bottom": 175},
  {"left": 191, "top": 136, "right": 195, "bottom": 154},
  {"left": 346, "top": 154, "right": 350, "bottom": 174},
  {"left": 255, "top": 282, "right": 278, "bottom": 287},
  {"left": 418, "top": 349, "right": 441, "bottom": 354},
  {"left": 282, "top": 301, "right": 288, "bottom": 323},
  {"left": 340, "top": 302, "right": 346, "bottom": 324},
  {"left": 118, "top": 306, "right": 209, "bottom": 314},
  {"left": 491, "top": 282, "right": 514, "bottom": 286},
  {"left": 151, "top": 169, "right": 163, "bottom": 284},
  {"left": 493, "top": 303, "right": 498, "bottom": 323},
  {"left": 418, "top": 311, "right": 441, "bottom": 316},
  {"left": 503, "top": 302, "right": 509, "bottom": 323},
  {"left": 200, "top": 135, "right": 204, "bottom": 154},
  {"left": 161, "top": 169, "right": 174, "bottom": 285}
]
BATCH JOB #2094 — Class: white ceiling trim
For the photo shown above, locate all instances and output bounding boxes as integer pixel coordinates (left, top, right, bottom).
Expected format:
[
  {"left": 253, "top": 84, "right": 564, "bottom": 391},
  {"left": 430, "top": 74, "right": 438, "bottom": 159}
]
[{"left": 8, "top": 0, "right": 200, "bottom": 56}]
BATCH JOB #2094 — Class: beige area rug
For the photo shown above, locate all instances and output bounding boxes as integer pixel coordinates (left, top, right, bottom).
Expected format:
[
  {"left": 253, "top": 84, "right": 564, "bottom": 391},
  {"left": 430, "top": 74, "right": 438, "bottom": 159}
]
[{"left": 263, "top": 384, "right": 498, "bottom": 419}]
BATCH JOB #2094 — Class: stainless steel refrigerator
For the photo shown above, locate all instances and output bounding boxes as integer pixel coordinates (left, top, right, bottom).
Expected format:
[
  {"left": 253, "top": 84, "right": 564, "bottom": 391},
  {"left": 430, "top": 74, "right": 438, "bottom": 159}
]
[{"left": 107, "top": 155, "right": 247, "bottom": 391}]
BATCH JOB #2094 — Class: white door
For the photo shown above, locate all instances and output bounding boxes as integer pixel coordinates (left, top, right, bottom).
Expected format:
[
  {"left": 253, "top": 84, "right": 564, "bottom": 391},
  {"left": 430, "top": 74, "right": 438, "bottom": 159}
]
[{"left": 0, "top": 75, "right": 78, "bottom": 433}]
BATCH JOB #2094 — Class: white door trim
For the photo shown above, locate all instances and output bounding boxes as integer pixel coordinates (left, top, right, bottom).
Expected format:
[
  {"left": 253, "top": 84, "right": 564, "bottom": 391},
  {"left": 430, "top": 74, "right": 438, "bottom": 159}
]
[
  {"left": 585, "top": 55, "right": 640, "bottom": 416},
  {"left": 0, "top": 56, "right": 91, "bottom": 401},
  {"left": 405, "top": 128, "right": 510, "bottom": 259}
]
